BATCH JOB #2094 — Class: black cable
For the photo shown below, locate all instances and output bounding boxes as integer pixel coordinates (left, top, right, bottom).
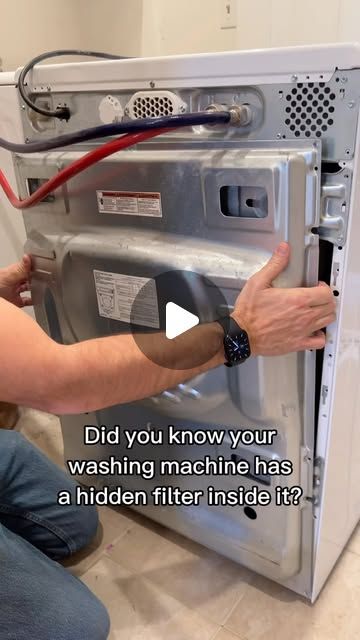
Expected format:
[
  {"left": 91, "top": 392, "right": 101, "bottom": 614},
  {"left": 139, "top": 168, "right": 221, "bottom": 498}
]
[
  {"left": 0, "top": 111, "right": 231, "bottom": 154},
  {"left": 17, "top": 49, "right": 128, "bottom": 121}
]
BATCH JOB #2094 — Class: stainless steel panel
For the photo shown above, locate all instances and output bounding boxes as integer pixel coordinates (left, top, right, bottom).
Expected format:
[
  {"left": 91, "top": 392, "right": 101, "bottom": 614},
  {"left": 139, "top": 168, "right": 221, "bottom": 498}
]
[{"left": 17, "top": 140, "right": 320, "bottom": 584}]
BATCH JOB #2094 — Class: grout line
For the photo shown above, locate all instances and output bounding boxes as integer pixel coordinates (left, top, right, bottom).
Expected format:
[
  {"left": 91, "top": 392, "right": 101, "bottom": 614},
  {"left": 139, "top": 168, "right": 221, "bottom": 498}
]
[
  {"left": 76, "top": 549, "right": 108, "bottom": 578},
  {"left": 209, "top": 625, "right": 222, "bottom": 640},
  {"left": 345, "top": 546, "right": 360, "bottom": 558},
  {"left": 102, "top": 524, "right": 136, "bottom": 561},
  {"left": 220, "top": 573, "right": 254, "bottom": 629}
]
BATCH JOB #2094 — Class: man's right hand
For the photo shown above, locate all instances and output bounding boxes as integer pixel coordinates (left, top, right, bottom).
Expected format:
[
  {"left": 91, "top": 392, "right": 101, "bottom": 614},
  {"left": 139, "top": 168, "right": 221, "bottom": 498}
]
[{"left": 232, "top": 242, "right": 336, "bottom": 357}]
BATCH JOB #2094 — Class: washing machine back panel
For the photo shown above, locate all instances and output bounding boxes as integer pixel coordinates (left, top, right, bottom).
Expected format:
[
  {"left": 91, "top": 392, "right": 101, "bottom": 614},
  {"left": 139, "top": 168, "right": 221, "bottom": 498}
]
[{"left": 17, "top": 139, "right": 320, "bottom": 583}]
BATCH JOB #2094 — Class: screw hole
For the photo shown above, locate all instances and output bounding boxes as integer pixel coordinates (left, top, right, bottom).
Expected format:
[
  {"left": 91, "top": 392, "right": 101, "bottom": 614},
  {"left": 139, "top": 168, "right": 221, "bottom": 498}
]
[{"left": 244, "top": 506, "right": 257, "bottom": 520}]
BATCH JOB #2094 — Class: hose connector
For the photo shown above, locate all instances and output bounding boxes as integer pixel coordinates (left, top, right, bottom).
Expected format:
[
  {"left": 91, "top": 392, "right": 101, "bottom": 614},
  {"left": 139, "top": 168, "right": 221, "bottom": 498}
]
[{"left": 205, "top": 103, "right": 252, "bottom": 127}]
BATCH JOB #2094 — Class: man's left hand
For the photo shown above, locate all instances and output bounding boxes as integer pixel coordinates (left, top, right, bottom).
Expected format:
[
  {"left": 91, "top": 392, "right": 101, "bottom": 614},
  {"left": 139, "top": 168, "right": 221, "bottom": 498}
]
[{"left": 0, "top": 255, "right": 32, "bottom": 308}]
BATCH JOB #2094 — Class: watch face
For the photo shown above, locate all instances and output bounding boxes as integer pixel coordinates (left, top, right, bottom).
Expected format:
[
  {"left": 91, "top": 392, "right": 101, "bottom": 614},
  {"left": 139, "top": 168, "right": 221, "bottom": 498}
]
[{"left": 224, "top": 331, "right": 251, "bottom": 364}]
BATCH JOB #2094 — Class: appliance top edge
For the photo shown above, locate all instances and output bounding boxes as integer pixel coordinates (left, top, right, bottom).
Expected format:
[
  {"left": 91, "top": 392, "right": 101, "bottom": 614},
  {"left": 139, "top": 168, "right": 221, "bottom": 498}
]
[{"left": 1, "top": 42, "right": 360, "bottom": 89}]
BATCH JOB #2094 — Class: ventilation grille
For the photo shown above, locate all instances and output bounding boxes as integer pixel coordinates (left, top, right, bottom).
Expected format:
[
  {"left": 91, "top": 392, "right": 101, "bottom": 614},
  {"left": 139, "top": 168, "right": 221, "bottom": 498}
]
[
  {"left": 284, "top": 82, "right": 336, "bottom": 138},
  {"left": 126, "top": 91, "right": 187, "bottom": 120}
]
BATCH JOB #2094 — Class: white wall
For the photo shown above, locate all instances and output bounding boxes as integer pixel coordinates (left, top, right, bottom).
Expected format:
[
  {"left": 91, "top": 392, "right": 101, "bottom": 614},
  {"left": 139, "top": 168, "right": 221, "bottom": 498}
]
[
  {"left": 141, "top": 0, "right": 237, "bottom": 57},
  {"left": 141, "top": 0, "right": 360, "bottom": 56},
  {"left": 0, "top": 0, "right": 85, "bottom": 71},
  {"left": 0, "top": 0, "right": 143, "bottom": 71},
  {"left": 75, "top": 0, "right": 143, "bottom": 57}
]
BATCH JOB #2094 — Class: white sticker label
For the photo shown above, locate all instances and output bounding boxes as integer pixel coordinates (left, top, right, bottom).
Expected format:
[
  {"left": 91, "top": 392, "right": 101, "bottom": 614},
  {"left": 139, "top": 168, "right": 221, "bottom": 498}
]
[
  {"left": 97, "top": 190, "right": 162, "bottom": 217},
  {"left": 93, "top": 270, "right": 159, "bottom": 328}
]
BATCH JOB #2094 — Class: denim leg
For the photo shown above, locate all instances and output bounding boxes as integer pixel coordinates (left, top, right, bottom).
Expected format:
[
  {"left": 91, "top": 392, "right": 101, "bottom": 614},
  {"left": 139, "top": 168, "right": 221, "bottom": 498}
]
[
  {"left": 0, "top": 430, "right": 98, "bottom": 559},
  {"left": 0, "top": 521, "right": 110, "bottom": 640}
]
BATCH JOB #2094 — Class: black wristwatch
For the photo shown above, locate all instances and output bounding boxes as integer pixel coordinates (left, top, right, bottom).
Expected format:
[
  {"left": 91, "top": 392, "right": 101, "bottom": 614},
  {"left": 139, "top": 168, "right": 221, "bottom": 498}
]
[{"left": 217, "top": 316, "right": 251, "bottom": 367}]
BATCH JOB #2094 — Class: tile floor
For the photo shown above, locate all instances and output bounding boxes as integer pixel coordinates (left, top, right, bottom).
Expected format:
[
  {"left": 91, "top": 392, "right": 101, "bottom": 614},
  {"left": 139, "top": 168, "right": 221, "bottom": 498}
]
[{"left": 16, "top": 408, "right": 360, "bottom": 640}]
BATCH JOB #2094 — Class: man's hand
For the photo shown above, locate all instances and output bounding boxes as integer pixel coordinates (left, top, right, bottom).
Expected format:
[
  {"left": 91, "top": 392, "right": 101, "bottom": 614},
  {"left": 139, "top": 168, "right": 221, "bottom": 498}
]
[
  {"left": 232, "top": 242, "right": 336, "bottom": 356},
  {"left": 0, "top": 255, "right": 32, "bottom": 308}
]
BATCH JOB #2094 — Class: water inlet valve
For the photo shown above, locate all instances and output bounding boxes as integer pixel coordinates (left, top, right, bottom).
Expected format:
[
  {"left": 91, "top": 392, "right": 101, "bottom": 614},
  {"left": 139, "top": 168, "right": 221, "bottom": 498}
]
[{"left": 205, "top": 103, "right": 252, "bottom": 127}]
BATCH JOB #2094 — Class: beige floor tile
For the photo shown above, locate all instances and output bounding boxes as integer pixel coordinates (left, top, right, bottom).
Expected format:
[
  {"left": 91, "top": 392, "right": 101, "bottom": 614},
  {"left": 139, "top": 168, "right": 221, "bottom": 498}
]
[
  {"left": 107, "top": 521, "right": 253, "bottom": 626},
  {"left": 82, "top": 556, "right": 218, "bottom": 640},
  {"left": 17, "top": 407, "right": 64, "bottom": 467},
  {"left": 63, "top": 505, "right": 135, "bottom": 576},
  {"left": 226, "top": 550, "right": 360, "bottom": 640},
  {"left": 213, "top": 629, "right": 242, "bottom": 640},
  {"left": 347, "top": 523, "right": 360, "bottom": 555}
]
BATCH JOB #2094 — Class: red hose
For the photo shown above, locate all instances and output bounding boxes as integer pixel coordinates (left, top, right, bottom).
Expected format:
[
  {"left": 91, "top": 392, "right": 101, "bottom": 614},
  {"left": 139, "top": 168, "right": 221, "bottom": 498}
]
[{"left": 0, "top": 128, "right": 170, "bottom": 210}]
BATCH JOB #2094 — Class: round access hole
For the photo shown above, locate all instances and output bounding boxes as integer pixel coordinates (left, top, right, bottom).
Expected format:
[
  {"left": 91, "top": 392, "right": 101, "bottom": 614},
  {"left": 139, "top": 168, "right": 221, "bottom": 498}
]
[{"left": 244, "top": 506, "right": 258, "bottom": 520}]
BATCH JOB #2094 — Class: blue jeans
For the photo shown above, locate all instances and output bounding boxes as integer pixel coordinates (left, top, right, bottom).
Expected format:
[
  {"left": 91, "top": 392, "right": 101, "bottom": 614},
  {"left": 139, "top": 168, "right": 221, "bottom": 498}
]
[{"left": 0, "top": 430, "right": 110, "bottom": 639}]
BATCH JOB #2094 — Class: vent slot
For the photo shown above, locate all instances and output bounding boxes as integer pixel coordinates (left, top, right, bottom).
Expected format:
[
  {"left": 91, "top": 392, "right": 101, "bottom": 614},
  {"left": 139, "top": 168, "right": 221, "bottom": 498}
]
[
  {"left": 126, "top": 91, "right": 187, "bottom": 120},
  {"left": 284, "top": 82, "right": 336, "bottom": 139}
]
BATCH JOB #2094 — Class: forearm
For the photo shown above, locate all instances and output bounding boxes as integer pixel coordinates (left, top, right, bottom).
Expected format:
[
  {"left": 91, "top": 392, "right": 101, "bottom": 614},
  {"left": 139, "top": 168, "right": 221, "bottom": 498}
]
[
  {"left": 56, "top": 324, "right": 224, "bottom": 414},
  {"left": 0, "top": 298, "right": 224, "bottom": 414}
]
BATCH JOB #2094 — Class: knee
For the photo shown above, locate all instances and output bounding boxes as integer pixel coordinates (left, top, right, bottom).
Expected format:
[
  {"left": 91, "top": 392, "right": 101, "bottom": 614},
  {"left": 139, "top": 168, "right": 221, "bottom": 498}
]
[
  {"left": 54, "top": 582, "right": 110, "bottom": 640},
  {"left": 70, "top": 502, "right": 100, "bottom": 554},
  {"left": 0, "top": 429, "right": 26, "bottom": 455},
  {"left": 81, "top": 503, "right": 99, "bottom": 546},
  {"left": 74, "top": 591, "right": 110, "bottom": 640}
]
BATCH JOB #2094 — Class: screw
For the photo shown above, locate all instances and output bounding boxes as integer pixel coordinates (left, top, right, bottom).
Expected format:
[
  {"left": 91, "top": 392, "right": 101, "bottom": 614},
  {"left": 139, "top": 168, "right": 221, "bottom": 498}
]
[
  {"left": 25, "top": 137, "right": 29, "bottom": 143},
  {"left": 291, "top": 74, "right": 298, "bottom": 82},
  {"left": 341, "top": 76, "right": 348, "bottom": 83},
  {"left": 21, "top": 104, "right": 25, "bottom": 110},
  {"left": 150, "top": 81, "right": 155, "bottom": 88},
  {"left": 276, "top": 133, "right": 282, "bottom": 139},
  {"left": 348, "top": 101, "right": 355, "bottom": 109}
]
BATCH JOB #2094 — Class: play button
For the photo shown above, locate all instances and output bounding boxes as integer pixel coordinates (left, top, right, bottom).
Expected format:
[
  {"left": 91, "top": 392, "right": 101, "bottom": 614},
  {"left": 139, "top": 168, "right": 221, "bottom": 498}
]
[
  {"left": 130, "top": 269, "right": 229, "bottom": 370},
  {"left": 165, "top": 302, "right": 199, "bottom": 339}
]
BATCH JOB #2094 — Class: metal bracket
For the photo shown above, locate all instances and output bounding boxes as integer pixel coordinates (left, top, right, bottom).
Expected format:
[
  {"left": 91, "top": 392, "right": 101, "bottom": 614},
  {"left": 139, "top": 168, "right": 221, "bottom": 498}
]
[
  {"left": 300, "top": 446, "right": 314, "bottom": 507},
  {"left": 311, "top": 456, "right": 325, "bottom": 506},
  {"left": 318, "top": 169, "right": 352, "bottom": 246}
]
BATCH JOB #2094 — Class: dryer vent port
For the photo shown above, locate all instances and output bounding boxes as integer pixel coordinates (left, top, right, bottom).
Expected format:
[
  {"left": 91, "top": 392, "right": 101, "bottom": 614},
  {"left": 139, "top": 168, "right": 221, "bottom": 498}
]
[{"left": 126, "top": 91, "right": 187, "bottom": 119}]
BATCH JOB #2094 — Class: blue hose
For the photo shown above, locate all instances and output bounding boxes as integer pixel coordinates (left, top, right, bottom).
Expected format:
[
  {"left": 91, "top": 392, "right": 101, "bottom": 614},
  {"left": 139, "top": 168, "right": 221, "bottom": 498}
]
[{"left": 0, "top": 111, "right": 231, "bottom": 154}]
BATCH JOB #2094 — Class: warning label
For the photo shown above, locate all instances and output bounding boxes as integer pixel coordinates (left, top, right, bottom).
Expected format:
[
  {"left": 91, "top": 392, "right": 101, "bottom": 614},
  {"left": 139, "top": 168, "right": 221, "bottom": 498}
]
[
  {"left": 93, "top": 270, "right": 159, "bottom": 328},
  {"left": 97, "top": 190, "right": 162, "bottom": 217}
]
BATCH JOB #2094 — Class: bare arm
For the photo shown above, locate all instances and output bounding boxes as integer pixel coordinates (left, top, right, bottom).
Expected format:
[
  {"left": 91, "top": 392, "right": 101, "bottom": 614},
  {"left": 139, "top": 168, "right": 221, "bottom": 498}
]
[
  {"left": 0, "top": 243, "right": 336, "bottom": 415},
  {"left": 0, "top": 297, "right": 224, "bottom": 414}
]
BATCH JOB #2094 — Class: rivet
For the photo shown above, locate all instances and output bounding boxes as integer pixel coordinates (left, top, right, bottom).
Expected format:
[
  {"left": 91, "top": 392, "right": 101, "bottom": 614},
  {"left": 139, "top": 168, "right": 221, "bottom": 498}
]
[
  {"left": 348, "top": 101, "right": 355, "bottom": 109},
  {"left": 291, "top": 74, "right": 298, "bottom": 82},
  {"left": 150, "top": 81, "right": 155, "bottom": 88}
]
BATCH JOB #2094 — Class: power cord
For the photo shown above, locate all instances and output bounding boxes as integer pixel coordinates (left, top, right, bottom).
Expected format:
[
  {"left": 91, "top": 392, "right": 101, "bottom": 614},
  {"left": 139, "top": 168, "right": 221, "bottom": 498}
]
[{"left": 17, "top": 49, "right": 127, "bottom": 121}]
